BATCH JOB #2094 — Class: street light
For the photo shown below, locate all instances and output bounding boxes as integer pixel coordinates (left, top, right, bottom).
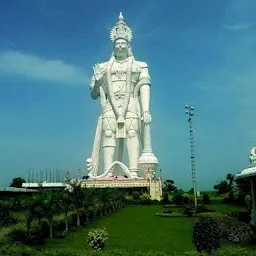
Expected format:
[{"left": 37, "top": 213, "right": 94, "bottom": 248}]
[{"left": 185, "top": 105, "right": 198, "bottom": 207}]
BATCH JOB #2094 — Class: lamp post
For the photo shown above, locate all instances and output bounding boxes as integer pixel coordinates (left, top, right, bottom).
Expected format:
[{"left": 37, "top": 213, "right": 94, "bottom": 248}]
[{"left": 185, "top": 105, "right": 198, "bottom": 207}]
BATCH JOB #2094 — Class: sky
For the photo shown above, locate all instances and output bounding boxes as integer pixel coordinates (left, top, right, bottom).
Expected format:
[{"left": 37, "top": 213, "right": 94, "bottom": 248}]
[{"left": 0, "top": 0, "right": 256, "bottom": 190}]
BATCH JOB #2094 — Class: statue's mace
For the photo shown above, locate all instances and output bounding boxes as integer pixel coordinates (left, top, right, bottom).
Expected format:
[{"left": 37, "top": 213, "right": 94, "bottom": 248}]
[{"left": 138, "top": 122, "right": 159, "bottom": 179}]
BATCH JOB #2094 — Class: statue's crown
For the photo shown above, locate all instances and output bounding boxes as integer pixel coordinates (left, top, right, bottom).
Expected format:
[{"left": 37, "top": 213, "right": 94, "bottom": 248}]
[{"left": 110, "top": 12, "right": 133, "bottom": 43}]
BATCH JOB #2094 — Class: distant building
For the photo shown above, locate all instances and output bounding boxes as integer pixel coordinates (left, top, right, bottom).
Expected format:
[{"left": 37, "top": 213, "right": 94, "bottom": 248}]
[{"left": 0, "top": 187, "right": 38, "bottom": 197}]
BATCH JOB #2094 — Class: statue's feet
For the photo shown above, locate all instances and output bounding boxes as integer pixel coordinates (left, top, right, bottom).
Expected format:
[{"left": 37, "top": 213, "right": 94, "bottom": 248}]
[{"left": 129, "top": 168, "right": 139, "bottom": 179}]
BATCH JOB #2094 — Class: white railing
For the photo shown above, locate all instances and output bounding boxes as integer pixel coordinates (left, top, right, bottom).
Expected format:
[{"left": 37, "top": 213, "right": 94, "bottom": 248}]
[{"left": 80, "top": 179, "right": 150, "bottom": 188}]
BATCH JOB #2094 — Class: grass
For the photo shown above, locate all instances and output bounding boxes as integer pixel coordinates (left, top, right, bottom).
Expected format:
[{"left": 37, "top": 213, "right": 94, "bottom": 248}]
[
  {"left": 43, "top": 205, "right": 197, "bottom": 254},
  {"left": 39, "top": 203, "right": 255, "bottom": 254},
  {"left": 208, "top": 203, "right": 247, "bottom": 213}
]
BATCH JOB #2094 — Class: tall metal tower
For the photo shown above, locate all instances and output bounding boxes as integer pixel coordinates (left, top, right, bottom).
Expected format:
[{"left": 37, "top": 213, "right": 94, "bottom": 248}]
[{"left": 185, "top": 105, "right": 198, "bottom": 207}]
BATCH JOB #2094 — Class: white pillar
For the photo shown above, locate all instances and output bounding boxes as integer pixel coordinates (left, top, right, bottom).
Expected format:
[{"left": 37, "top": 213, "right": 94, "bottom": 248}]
[{"left": 249, "top": 177, "right": 256, "bottom": 226}]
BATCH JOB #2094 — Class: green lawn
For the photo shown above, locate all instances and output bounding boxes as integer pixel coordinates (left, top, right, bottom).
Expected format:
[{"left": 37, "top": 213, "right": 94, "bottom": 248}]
[
  {"left": 43, "top": 205, "right": 197, "bottom": 254},
  {"left": 42, "top": 204, "right": 253, "bottom": 254},
  {"left": 208, "top": 203, "right": 247, "bottom": 213}
]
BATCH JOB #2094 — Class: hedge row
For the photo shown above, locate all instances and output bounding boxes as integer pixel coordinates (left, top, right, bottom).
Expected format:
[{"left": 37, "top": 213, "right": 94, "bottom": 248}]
[
  {"left": 1, "top": 202, "right": 125, "bottom": 246},
  {"left": 1, "top": 245, "right": 256, "bottom": 256}
]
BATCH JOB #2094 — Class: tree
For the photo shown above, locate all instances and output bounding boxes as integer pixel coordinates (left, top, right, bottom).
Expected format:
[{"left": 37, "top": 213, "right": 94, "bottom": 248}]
[
  {"left": 59, "top": 190, "right": 72, "bottom": 232},
  {"left": 70, "top": 184, "right": 84, "bottom": 226},
  {"left": 213, "top": 173, "right": 235, "bottom": 194},
  {"left": 226, "top": 173, "right": 235, "bottom": 191},
  {"left": 10, "top": 177, "right": 26, "bottom": 188},
  {"left": 41, "top": 190, "right": 59, "bottom": 238},
  {"left": 0, "top": 199, "right": 12, "bottom": 224},
  {"left": 163, "top": 180, "right": 177, "bottom": 193},
  {"left": 22, "top": 195, "right": 41, "bottom": 236},
  {"left": 235, "top": 178, "right": 250, "bottom": 194},
  {"left": 213, "top": 180, "right": 229, "bottom": 194}
]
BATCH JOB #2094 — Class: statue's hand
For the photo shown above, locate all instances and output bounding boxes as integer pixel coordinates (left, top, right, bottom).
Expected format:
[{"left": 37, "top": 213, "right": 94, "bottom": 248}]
[
  {"left": 142, "top": 111, "right": 152, "bottom": 124},
  {"left": 93, "top": 63, "right": 103, "bottom": 81}
]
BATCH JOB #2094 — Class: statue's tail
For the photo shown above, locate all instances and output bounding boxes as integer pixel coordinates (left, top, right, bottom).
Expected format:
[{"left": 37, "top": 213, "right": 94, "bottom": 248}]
[{"left": 113, "top": 138, "right": 124, "bottom": 174}]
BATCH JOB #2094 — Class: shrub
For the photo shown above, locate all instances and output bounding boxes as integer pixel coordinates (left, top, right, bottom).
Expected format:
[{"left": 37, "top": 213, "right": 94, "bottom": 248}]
[
  {"left": 183, "top": 247, "right": 256, "bottom": 256},
  {"left": 195, "top": 204, "right": 207, "bottom": 213},
  {"left": 44, "top": 248, "right": 84, "bottom": 256},
  {"left": 0, "top": 244, "right": 43, "bottom": 256},
  {"left": 193, "top": 216, "right": 220, "bottom": 253},
  {"left": 198, "top": 212, "right": 234, "bottom": 237},
  {"left": 227, "top": 211, "right": 251, "bottom": 223},
  {"left": 172, "top": 192, "right": 184, "bottom": 205},
  {"left": 139, "top": 193, "right": 152, "bottom": 205},
  {"left": 198, "top": 212, "right": 254, "bottom": 244},
  {"left": 210, "top": 247, "right": 256, "bottom": 256},
  {"left": 202, "top": 193, "right": 210, "bottom": 204},
  {"left": 162, "top": 207, "right": 173, "bottom": 214},
  {"left": 88, "top": 228, "right": 108, "bottom": 251},
  {"left": 183, "top": 204, "right": 195, "bottom": 217},
  {"left": 195, "top": 204, "right": 216, "bottom": 214},
  {"left": 4, "top": 225, "right": 27, "bottom": 244},
  {"left": 132, "top": 191, "right": 140, "bottom": 201},
  {"left": 226, "top": 221, "right": 254, "bottom": 243},
  {"left": 162, "top": 193, "right": 169, "bottom": 205},
  {"left": 183, "top": 195, "right": 190, "bottom": 205}
]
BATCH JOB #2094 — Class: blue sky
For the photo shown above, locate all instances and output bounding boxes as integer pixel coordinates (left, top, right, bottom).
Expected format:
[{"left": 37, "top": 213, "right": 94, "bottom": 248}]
[{"left": 0, "top": 0, "right": 256, "bottom": 190}]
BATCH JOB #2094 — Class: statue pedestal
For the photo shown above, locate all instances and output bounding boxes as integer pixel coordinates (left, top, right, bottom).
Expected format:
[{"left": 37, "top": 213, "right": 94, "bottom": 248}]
[{"left": 138, "top": 152, "right": 159, "bottom": 180}]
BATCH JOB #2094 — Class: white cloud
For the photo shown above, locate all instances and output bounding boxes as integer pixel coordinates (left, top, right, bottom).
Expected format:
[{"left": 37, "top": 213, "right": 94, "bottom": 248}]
[
  {"left": 0, "top": 51, "right": 88, "bottom": 85},
  {"left": 224, "top": 0, "right": 256, "bottom": 29},
  {"left": 223, "top": 22, "right": 254, "bottom": 31}
]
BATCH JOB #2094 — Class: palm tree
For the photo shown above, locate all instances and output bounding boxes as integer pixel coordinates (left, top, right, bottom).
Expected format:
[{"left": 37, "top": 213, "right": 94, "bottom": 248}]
[
  {"left": 70, "top": 184, "right": 84, "bottom": 226},
  {"left": 59, "top": 189, "right": 72, "bottom": 232},
  {"left": 90, "top": 191, "right": 102, "bottom": 220},
  {"left": 22, "top": 195, "right": 40, "bottom": 236},
  {"left": 41, "top": 190, "right": 59, "bottom": 238},
  {"left": 81, "top": 187, "right": 94, "bottom": 225},
  {"left": 0, "top": 199, "right": 12, "bottom": 224}
]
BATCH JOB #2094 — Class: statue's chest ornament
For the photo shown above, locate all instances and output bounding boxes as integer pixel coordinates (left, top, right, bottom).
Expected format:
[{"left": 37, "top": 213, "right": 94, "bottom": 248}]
[
  {"left": 113, "top": 62, "right": 126, "bottom": 79},
  {"left": 115, "top": 69, "right": 125, "bottom": 79}
]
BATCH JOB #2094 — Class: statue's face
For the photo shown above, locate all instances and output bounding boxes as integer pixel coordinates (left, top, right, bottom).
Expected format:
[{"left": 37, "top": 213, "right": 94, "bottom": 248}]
[{"left": 114, "top": 38, "right": 129, "bottom": 57}]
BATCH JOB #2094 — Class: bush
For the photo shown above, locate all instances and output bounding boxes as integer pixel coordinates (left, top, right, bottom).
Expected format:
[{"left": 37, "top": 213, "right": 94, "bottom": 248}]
[
  {"left": 88, "top": 228, "right": 108, "bottom": 251},
  {"left": 193, "top": 216, "right": 220, "bottom": 253},
  {"left": 202, "top": 193, "right": 210, "bottom": 204},
  {"left": 4, "top": 225, "right": 27, "bottom": 244},
  {"left": 227, "top": 211, "right": 251, "bottom": 223},
  {"left": 198, "top": 212, "right": 234, "bottom": 237},
  {"left": 162, "top": 193, "right": 169, "bottom": 205},
  {"left": 195, "top": 204, "right": 216, "bottom": 214},
  {"left": 226, "top": 221, "right": 254, "bottom": 243},
  {"left": 132, "top": 191, "right": 140, "bottom": 201},
  {"left": 0, "top": 244, "right": 43, "bottom": 256},
  {"left": 139, "top": 193, "right": 152, "bottom": 205},
  {"left": 44, "top": 248, "right": 84, "bottom": 256},
  {"left": 183, "top": 204, "right": 195, "bottom": 217},
  {"left": 210, "top": 247, "right": 256, "bottom": 256},
  {"left": 172, "top": 192, "right": 184, "bottom": 205},
  {"left": 197, "top": 212, "right": 254, "bottom": 244},
  {"left": 183, "top": 195, "right": 190, "bottom": 205}
]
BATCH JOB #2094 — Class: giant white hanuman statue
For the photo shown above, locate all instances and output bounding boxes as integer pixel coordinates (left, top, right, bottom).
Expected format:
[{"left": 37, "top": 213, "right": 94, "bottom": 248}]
[{"left": 86, "top": 13, "right": 158, "bottom": 179}]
